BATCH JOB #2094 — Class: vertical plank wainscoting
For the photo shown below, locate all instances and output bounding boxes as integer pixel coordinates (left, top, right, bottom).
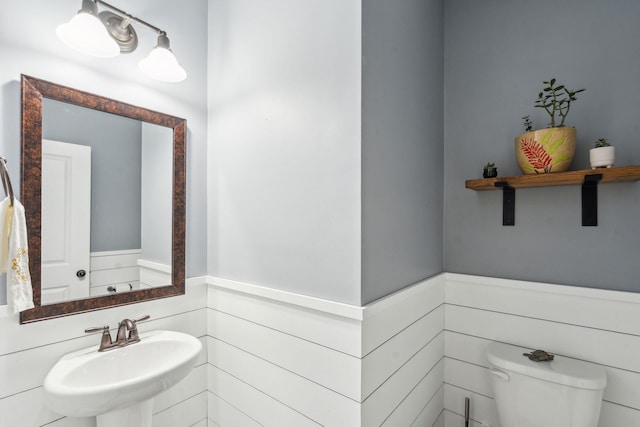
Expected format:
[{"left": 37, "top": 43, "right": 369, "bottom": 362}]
[
  {"left": 443, "top": 273, "right": 640, "bottom": 427},
  {"left": 0, "top": 278, "right": 209, "bottom": 427},
  {"left": 206, "top": 275, "right": 446, "bottom": 427}
]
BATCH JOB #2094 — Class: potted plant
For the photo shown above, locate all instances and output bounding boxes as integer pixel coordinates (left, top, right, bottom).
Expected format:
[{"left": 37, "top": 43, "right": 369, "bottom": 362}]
[
  {"left": 515, "top": 78, "right": 585, "bottom": 174},
  {"left": 483, "top": 162, "right": 498, "bottom": 178},
  {"left": 589, "top": 137, "right": 615, "bottom": 169}
]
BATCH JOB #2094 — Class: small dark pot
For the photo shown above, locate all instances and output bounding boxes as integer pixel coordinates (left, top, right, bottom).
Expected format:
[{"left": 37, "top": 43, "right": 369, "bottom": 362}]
[{"left": 483, "top": 168, "right": 498, "bottom": 178}]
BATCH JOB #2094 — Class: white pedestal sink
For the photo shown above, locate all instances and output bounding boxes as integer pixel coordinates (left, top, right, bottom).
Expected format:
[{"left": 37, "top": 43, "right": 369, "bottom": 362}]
[{"left": 43, "top": 330, "right": 202, "bottom": 427}]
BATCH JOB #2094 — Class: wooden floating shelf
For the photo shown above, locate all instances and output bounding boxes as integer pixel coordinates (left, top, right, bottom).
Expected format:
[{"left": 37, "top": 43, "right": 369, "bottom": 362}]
[
  {"left": 466, "top": 165, "right": 640, "bottom": 226},
  {"left": 466, "top": 165, "right": 640, "bottom": 191}
]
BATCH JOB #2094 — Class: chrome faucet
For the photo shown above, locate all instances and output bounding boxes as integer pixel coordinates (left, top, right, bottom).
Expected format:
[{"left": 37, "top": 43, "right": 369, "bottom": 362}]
[{"left": 85, "top": 315, "right": 150, "bottom": 352}]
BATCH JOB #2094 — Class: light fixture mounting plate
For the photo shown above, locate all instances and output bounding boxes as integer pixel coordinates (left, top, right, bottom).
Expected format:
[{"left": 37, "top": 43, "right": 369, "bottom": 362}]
[{"left": 99, "top": 11, "right": 138, "bottom": 53}]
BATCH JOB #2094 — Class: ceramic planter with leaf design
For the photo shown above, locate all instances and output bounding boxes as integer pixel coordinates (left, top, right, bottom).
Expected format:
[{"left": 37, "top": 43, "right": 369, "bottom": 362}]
[
  {"left": 515, "top": 127, "right": 576, "bottom": 174},
  {"left": 515, "top": 79, "right": 584, "bottom": 175}
]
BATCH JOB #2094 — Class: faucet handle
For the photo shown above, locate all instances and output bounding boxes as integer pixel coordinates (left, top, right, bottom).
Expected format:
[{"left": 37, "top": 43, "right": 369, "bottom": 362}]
[
  {"left": 127, "top": 315, "right": 150, "bottom": 343},
  {"left": 85, "top": 325, "right": 114, "bottom": 351},
  {"left": 85, "top": 325, "right": 110, "bottom": 334}
]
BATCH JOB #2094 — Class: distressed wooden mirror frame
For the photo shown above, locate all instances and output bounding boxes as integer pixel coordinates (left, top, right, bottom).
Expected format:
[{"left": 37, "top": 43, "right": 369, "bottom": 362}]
[{"left": 19, "top": 75, "right": 186, "bottom": 323}]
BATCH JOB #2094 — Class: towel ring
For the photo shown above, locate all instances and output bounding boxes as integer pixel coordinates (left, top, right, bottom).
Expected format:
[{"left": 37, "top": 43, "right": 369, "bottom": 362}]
[{"left": 0, "top": 156, "right": 15, "bottom": 206}]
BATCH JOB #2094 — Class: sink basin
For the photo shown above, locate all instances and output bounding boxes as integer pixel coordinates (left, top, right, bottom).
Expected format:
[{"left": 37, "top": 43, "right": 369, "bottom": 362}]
[{"left": 44, "top": 330, "right": 202, "bottom": 422}]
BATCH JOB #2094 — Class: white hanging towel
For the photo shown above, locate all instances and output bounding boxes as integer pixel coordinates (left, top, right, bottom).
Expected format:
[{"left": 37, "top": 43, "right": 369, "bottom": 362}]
[{"left": 0, "top": 196, "right": 34, "bottom": 314}]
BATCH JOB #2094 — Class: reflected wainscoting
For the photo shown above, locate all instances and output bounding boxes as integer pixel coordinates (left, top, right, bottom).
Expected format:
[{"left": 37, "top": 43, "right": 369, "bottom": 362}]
[
  {"left": 90, "top": 250, "right": 173, "bottom": 295},
  {"left": 90, "top": 250, "right": 172, "bottom": 296},
  {"left": 90, "top": 250, "right": 143, "bottom": 298},
  {"left": 40, "top": 249, "right": 173, "bottom": 304}
]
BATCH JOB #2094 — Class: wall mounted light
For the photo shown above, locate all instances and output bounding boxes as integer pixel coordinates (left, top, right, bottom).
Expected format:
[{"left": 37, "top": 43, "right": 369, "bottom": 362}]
[
  {"left": 57, "top": 0, "right": 187, "bottom": 82},
  {"left": 139, "top": 34, "right": 187, "bottom": 83}
]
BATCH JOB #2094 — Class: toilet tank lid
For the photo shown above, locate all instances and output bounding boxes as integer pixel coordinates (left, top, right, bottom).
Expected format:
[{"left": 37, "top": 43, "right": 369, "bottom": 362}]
[{"left": 486, "top": 342, "right": 607, "bottom": 390}]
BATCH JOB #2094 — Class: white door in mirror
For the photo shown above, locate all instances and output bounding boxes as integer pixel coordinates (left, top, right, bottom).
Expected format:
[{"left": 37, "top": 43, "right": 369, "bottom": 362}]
[{"left": 41, "top": 140, "right": 91, "bottom": 304}]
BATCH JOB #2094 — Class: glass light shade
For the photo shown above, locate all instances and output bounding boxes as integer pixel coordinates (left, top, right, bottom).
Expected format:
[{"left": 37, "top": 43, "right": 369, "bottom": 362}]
[
  {"left": 57, "top": 12, "right": 120, "bottom": 58},
  {"left": 139, "top": 47, "right": 187, "bottom": 83}
]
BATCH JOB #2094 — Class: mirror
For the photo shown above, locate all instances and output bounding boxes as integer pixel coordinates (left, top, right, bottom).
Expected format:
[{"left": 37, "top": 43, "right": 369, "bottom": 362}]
[
  {"left": 40, "top": 99, "right": 173, "bottom": 303},
  {"left": 19, "top": 75, "right": 186, "bottom": 323}
]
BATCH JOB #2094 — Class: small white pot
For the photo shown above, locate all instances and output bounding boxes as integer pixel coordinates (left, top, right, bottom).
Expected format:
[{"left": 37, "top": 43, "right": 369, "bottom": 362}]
[{"left": 589, "top": 146, "right": 615, "bottom": 169}]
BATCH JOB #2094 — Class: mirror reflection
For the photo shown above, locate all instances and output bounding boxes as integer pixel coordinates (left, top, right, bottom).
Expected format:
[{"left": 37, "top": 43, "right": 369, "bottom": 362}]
[
  {"left": 20, "top": 75, "right": 186, "bottom": 323},
  {"left": 41, "top": 99, "right": 173, "bottom": 304}
]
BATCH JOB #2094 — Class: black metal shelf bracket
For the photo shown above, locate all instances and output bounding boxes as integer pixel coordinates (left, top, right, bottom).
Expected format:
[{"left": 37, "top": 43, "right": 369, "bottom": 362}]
[
  {"left": 495, "top": 181, "right": 515, "bottom": 226},
  {"left": 582, "top": 173, "right": 603, "bottom": 226}
]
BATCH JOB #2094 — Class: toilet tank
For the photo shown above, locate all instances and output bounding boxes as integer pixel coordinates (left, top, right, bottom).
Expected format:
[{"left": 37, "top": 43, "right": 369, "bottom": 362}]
[{"left": 486, "top": 342, "right": 606, "bottom": 427}]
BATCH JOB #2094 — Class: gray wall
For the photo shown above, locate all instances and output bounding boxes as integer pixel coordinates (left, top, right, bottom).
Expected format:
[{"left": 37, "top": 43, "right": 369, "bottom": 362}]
[
  {"left": 207, "top": 0, "right": 363, "bottom": 305},
  {"left": 361, "top": 0, "right": 444, "bottom": 304},
  {"left": 444, "top": 0, "right": 640, "bottom": 292},
  {"left": 207, "top": 0, "right": 445, "bottom": 306},
  {"left": 43, "top": 99, "right": 142, "bottom": 252},
  {"left": 141, "top": 122, "right": 173, "bottom": 265}
]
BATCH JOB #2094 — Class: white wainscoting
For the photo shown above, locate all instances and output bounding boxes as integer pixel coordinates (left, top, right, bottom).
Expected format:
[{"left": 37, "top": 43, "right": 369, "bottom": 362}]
[
  {"left": 0, "top": 277, "right": 208, "bottom": 427},
  {"left": 206, "top": 275, "right": 446, "bottom": 427},
  {"left": 2, "top": 272, "right": 638, "bottom": 427},
  {"left": 207, "top": 273, "right": 640, "bottom": 427},
  {"left": 443, "top": 273, "right": 640, "bottom": 427}
]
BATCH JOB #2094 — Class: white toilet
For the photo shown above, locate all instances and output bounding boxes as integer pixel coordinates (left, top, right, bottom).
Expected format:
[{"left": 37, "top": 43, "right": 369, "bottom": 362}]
[{"left": 486, "top": 342, "right": 607, "bottom": 427}]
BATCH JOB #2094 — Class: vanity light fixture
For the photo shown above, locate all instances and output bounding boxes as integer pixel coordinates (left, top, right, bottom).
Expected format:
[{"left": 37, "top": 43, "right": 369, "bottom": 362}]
[{"left": 57, "top": 0, "right": 187, "bottom": 82}]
